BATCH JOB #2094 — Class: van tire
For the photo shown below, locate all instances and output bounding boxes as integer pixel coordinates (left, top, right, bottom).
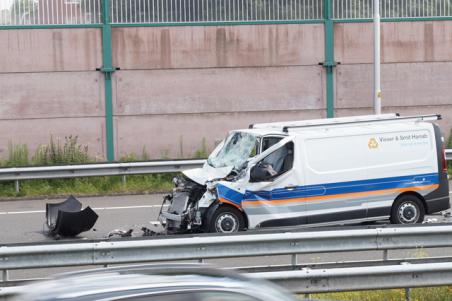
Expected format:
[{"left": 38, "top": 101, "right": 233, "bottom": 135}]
[
  {"left": 208, "top": 206, "right": 245, "bottom": 233},
  {"left": 390, "top": 195, "right": 425, "bottom": 224}
]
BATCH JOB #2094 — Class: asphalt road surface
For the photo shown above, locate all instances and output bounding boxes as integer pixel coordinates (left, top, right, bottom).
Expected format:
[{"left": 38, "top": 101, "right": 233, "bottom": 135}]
[
  {"left": 0, "top": 194, "right": 165, "bottom": 244},
  {"left": 1, "top": 185, "right": 452, "bottom": 244},
  {"left": 1, "top": 185, "right": 452, "bottom": 281}
]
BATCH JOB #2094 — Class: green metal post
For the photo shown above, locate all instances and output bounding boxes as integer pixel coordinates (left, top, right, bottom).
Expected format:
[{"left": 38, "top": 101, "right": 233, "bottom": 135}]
[
  {"left": 101, "top": 0, "right": 115, "bottom": 161},
  {"left": 323, "top": 0, "right": 336, "bottom": 118}
]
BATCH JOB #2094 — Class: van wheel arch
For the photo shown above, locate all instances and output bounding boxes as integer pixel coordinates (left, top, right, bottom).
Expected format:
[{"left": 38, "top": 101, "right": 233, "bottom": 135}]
[
  {"left": 394, "top": 191, "right": 427, "bottom": 211},
  {"left": 390, "top": 192, "right": 426, "bottom": 224}
]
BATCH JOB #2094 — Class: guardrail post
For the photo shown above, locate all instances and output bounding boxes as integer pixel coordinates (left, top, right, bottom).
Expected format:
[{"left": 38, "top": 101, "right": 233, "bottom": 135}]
[
  {"left": 405, "top": 288, "right": 411, "bottom": 301},
  {"left": 383, "top": 249, "right": 388, "bottom": 261},
  {"left": 14, "top": 180, "right": 20, "bottom": 193},
  {"left": 122, "top": 175, "right": 127, "bottom": 186},
  {"left": 291, "top": 254, "right": 297, "bottom": 266},
  {"left": 2, "top": 270, "right": 8, "bottom": 282}
]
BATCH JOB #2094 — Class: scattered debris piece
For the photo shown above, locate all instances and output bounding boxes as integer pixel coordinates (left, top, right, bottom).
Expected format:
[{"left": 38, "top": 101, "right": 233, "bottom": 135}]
[
  {"left": 442, "top": 211, "right": 451, "bottom": 218},
  {"left": 141, "top": 227, "right": 163, "bottom": 236},
  {"left": 107, "top": 229, "right": 133, "bottom": 238},
  {"left": 46, "top": 195, "right": 98, "bottom": 238},
  {"left": 423, "top": 218, "right": 438, "bottom": 224}
]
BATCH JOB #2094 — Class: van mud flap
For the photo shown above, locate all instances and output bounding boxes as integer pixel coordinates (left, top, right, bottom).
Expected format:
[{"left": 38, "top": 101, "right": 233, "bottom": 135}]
[{"left": 46, "top": 195, "right": 98, "bottom": 237}]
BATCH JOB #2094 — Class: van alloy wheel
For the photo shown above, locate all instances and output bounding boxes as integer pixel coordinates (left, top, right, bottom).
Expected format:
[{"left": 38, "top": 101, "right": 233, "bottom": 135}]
[
  {"left": 398, "top": 202, "right": 419, "bottom": 223},
  {"left": 215, "top": 213, "right": 239, "bottom": 233}
]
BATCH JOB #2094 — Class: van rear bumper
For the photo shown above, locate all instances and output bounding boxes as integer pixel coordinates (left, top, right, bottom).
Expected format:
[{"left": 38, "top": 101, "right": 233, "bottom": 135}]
[{"left": 426, "top": 195, "right": 450, "bottom": 214}]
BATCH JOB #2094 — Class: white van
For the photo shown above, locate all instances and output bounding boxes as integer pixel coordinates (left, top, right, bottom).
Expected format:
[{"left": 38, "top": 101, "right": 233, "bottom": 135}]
[{"left": 159, "top": 114, "right": 450, "bottom": 233}]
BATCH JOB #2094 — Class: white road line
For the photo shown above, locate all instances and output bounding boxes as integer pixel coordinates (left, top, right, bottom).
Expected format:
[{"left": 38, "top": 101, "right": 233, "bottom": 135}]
[
  {"left": 0, "top": 205, "right": 162, "bottom": 215},
  {"left": 0, "top": 210, "right": 45, "bottom": 215},
  {"left": 92, "top": 205, "right": 162, "bottom": 210}
]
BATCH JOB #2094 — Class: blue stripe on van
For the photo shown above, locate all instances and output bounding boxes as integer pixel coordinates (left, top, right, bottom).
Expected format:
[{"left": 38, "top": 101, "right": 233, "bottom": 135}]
[
  {"left": 217, "top": 184, "right": 244, "bottom": 205},
  {"left": 217, "top": 173, "right": 439, "bottom": 206}
]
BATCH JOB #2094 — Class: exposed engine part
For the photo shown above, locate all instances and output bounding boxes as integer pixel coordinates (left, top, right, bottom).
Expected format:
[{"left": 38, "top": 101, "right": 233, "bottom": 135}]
[
  {"left": 159, "top": 175, "right": 207, "bottom": 233},
  {"left": 46, "top": 195, "right": 98, "bottom": 238}
]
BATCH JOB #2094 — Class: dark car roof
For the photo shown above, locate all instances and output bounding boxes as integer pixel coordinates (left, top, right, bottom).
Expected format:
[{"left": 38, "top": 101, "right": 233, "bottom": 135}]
[{"left": 13, "top": 264, "right": 298, "bottom": 301}]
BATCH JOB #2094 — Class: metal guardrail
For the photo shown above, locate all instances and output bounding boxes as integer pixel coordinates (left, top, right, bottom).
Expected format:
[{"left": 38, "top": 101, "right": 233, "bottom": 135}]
[
  {"left": 2, "top": 225, "right": 452, "bottom": 273},
  {"left": 0, "top": 159, "right": 205, "bottom": 181},
  {"left": 0, "top": 159, "right": 205, "bottom": 192},
  {"left": 3, "top": 225, "right": 452, "bottom": 296},
  {"left": 254, "top": 261, "right": 452, "bottom": 293},
  {"left": 2, "top": 259, "right": 452, "bottom": 296}
]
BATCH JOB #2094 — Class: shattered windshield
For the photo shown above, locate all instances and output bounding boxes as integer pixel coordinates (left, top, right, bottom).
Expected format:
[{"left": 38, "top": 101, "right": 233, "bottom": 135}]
[{"left": 207, "top": 132, "right": 258, "bottom": 169}]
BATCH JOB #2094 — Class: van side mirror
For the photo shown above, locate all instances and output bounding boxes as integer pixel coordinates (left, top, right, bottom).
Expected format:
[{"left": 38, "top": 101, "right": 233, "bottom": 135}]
[{"left": 250, "top": 163, "right": 272, "bottom": 183}]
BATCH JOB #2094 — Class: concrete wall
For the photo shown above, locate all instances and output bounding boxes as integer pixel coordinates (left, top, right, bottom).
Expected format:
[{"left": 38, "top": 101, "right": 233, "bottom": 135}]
[
  {"left": 0, "top": 28, "right": 105, "bottom": 160},
  {"left": 111, "top": 24, "right": 326, "bottom": 158},
  {"left": 0, "top": 21, "right": 451, "bottom": 161},
  {"left": 334, "top": 21, "right": 452, "bottom": 136}
]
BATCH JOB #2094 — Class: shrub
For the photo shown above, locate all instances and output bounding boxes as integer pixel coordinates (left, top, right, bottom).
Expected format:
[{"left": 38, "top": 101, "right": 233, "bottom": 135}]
[
  {"left": 32, "top": 135, "right": 90, "bottom": 165},
  {"left": 5, "top": 142, "right": 29, "bottom": 167}
]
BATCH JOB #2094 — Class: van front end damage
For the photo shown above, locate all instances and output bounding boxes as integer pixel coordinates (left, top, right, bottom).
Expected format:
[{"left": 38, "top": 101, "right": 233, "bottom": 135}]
[
  {"left": 158, "top": 175, "right": 211, "bottom": 233},
  {"left": 158, "top": 172, "right": 246, "bottom": 234},
  {"left": 158, "top": 130, "right": 273, "bottom": 234}
]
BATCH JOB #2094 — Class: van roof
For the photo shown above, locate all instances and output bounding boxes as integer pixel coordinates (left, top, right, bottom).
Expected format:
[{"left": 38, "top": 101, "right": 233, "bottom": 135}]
[{"left": 247, "top": 114, "right": 440, "bottom": 133}]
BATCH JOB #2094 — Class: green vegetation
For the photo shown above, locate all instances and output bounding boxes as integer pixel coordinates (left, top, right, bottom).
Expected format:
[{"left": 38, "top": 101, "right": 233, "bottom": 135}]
[
  {"left": 0, "top": 137, "right": 182, "bottom": 199},
  {"left": 6, "top": 142, "right": 29, "bottom": 167},
  {"left": 311, "top": 286, "right": 452, "bottom": 301},
  {"left": 193, "top": 138, "right": 209, "bottom": 159},
  {"left": 5, "top": 136, "right": 90, "bottom": 167},
  {"left": 0, "top": 174, "right": 175, "bottom": 198}
]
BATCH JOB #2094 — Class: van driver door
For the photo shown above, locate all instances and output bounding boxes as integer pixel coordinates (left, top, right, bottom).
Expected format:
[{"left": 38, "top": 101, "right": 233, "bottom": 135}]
[{"left": 243, "top": 141, "right": 307, "bottom": 228}]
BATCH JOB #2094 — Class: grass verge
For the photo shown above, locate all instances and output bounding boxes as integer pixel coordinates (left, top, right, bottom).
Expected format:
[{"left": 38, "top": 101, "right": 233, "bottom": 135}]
[
  {"left": 311, "top": 286, "right": 452, "bottom": 301},
  {"left": 0, "top": 174, "right": 175, "bottom": 199},
  {"left": 0, "top": 137, "right": 176, "bottom": 199}
]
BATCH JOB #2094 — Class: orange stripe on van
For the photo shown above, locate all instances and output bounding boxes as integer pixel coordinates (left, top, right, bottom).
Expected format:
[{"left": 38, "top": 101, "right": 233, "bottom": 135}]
[
  {"left": 218, "top": 198, "right": 242, "bottom": 209},
  {"left": 242, "top": 184, "right": 439, "bottom": 206}
]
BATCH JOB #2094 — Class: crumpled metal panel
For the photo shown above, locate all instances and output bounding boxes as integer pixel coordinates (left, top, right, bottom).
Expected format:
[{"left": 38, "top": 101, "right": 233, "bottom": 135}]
[{"left": 46, "top": 195, "right": 98, "bottom": 237}]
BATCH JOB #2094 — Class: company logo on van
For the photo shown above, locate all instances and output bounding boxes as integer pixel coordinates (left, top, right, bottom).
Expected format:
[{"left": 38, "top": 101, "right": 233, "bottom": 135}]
[{"left": 368, "top": 138, "right": 379, "bottom": 149}]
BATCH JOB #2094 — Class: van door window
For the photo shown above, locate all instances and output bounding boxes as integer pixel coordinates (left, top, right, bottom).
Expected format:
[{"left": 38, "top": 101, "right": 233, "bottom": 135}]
[
  {"left": 250, "top": 142, "right": 294, "bottom": 182},
  {"left": 261, "top": 136, "right": 283, "bottom": 152}
]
